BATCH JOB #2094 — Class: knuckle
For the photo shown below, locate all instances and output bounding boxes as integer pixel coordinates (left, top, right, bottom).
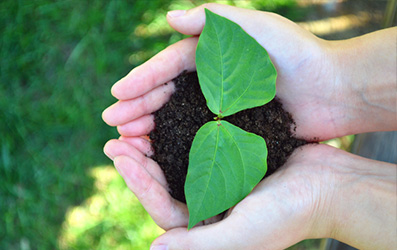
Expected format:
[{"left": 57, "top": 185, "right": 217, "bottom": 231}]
[{"left": 139, "top": 178, "right": 154, "bottom": 200}]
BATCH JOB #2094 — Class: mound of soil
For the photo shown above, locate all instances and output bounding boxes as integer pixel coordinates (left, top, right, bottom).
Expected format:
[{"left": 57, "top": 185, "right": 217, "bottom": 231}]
[{"left": 149, "top": 72, "right": 307, "bottom": 203}]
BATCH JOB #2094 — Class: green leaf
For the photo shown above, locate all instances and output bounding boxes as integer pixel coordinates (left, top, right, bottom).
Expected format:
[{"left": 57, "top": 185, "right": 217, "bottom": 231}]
[
  {"left": 185, "top": 120, "right": 268, "bottom": 229},
  {"left": 196, "top": 9, "right": 277, "bottom": 117}
]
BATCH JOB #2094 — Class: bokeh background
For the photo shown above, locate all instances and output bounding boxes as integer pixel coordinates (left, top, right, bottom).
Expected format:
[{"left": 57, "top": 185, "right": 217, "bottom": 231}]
[{"left": 1, "top": 0, "right": 394, "bottom": 249}]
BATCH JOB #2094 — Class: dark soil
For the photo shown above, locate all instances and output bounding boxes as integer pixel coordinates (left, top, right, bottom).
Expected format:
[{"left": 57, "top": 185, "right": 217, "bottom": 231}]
[{"left": 149, "top": 72, "right": 307, "bottom": 203}]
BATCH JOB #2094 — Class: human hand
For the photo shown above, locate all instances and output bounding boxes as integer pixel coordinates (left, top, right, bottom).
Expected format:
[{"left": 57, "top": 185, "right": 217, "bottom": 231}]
[
  {"left": 104, "top": 140, "right": 396, "bottom": 250},
  {"left": 148, "top": 144, "right": 396, "bottom": 250},
  {"left": 102, "top": 4, "right": 345, "bottom": 142},
  {"left": 103, "top": 4, "right": 396, "bottom": 142}
]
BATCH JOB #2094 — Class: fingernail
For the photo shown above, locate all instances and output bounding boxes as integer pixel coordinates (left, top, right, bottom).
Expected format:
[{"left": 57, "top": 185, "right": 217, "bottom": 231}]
[
  {"left": 167, "top": 10, "right": 186, "bottom": 18},
  {"left": 111, "top": 76, "right": 127, "bottom": 98},
  {"left": 110, "top": 81, "right": 121, "bottom": 97},
  {"left": 150, "top": 245, "right": 168, "bottom": 250},
  {"left": 113, "top": 156, "right": 122, "bottom": 172},
  {"left": 104, "top": 151, "right": 114, "bottom": 160}
]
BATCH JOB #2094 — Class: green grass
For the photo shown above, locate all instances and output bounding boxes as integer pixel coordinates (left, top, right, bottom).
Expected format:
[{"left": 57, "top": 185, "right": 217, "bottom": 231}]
[
  {"left": 57, "top": 166, "right": 164, "bottom": 250},
  {"left": 0, "top": 0, "right": 321, "bottom": 249},
  {"left": 1, "top": 1, "right": 175, "bottom": 248}
]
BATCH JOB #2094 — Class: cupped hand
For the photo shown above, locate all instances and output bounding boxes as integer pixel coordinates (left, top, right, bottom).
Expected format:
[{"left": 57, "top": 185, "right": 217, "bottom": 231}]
[
  {"left": 104, "top": 139, "right": 396, "bottom": 250},
  {"left": 102, "top": 3, "right": 350, "bottom": 142},
  {"left": 105, "top": 139, "right": 341, "bottom": 249},
  {"left": 148, "top": 143, "right": 396, "bottom": 250}
]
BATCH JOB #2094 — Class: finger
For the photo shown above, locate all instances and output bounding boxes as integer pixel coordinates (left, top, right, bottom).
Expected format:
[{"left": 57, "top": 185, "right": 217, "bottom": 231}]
[
  {"left": 104, "top": 139, "right": 163, "bottom": 186},
  {"left": 117, "top": 114, "right": 155, "bottom": 137},
  {"left": 103, "top": 82, "right": 174, "bottom": 127},
  {"left": 111, "top": 37, "right": 198, "bottom": 100},
  {"left": 119, "top": 136, "right": 153, "bottom": 157},
  {"left": 114, "top": 155, "right": 189, "bottom": 230}
]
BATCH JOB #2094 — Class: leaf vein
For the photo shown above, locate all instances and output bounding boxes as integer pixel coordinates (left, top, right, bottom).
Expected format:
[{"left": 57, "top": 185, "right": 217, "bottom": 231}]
[{"left": 221, "top": 123, "right": 246, "bottom": 195}]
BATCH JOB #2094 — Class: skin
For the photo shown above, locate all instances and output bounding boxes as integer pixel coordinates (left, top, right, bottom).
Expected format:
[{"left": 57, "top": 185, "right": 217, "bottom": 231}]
[{"left": 102, "top": 4, "right": 397, "bottom": 250}]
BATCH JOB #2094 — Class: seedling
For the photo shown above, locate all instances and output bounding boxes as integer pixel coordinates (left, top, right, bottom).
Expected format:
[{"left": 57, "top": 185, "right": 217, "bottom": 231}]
[{"left": 184, "top": 9, "right": 277, "bottom": 229}]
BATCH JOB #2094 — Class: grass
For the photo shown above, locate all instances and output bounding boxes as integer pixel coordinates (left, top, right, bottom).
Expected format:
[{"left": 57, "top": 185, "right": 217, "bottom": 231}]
[
  {"left": 58, "top": 166, "right": 164, "bottom": 250},
  {"left": 1, "top": 1, "right": 177, "bottom": 248},
  {"left": 0, "top": 0, "right": 329, "bottom": 249}
]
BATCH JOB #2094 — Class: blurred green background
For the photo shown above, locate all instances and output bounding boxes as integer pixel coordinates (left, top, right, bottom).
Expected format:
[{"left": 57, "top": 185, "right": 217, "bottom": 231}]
[{"left": 0, "top": 0, "right": 390, "bottom": 249}]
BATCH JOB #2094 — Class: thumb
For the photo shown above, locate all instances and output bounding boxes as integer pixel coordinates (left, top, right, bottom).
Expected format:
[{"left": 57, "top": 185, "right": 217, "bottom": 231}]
[
  {"left": 166, "top": 3, "right": 265, "bottom": 36},
  {"left": 150, "top": 214, "right": 252, "bottom": 250},
  {"left": 149, "top": 210, "right": 300, "bottom": 250},
  {"left": 166, "top": 3, "right": 309, "bottom": 55}
]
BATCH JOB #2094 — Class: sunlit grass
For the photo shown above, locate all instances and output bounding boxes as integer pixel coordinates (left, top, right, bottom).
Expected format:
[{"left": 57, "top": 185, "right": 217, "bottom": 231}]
[{"left": 58, "top": 166, "right": 164, "bottom": 250}]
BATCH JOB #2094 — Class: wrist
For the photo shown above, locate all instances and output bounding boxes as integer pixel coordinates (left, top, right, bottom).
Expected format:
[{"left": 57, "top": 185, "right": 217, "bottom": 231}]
[
  {"left": 311, "top": 148, "right": 397, "bottom": 249},
  {"left": 325, "top": 28, "right": 397, "bottom": 134}
]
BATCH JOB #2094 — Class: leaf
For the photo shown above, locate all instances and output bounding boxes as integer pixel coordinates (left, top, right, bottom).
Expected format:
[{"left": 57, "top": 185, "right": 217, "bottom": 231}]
[
  {"left": 196, "top": 9, "right": 277, "bottom": 117},
  {"left": 185, "top": 120, "right": 268, "bottom": 229}
]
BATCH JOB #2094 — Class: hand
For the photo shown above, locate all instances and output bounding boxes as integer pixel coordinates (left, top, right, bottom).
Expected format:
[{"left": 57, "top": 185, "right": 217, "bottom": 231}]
[
  {"left": 102, "top": 4, "right": 396, "bottom": 141},
  {"left": 149, "top": 145, "right": 395, "bottom": 250},
  {"left": 102, "top": 4, "right": 344, "bottom": 141},
  {"left": 104, "top": 140, "right": 396, "bottom": 250}
]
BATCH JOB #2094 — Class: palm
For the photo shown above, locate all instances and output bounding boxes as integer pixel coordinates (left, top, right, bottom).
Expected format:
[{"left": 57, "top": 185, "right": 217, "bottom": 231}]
[
  {"left": 190, "top": 144, "right": 335, "bottom": 249},
  {"left": 247, "top": 22, "right": 340, "bottom": 140}
]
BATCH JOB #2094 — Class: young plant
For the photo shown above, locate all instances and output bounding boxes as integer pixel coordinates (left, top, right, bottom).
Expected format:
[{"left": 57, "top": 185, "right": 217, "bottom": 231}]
[{"left": 184, "top": 9, "right": 277, "bottom": 229}]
